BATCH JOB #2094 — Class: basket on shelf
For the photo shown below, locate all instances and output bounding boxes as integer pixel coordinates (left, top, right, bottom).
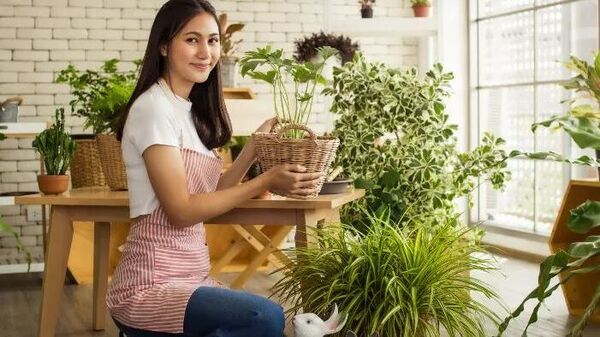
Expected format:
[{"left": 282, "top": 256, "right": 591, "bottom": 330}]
[
  {"left": 70, "top": 134, "right": 106, "bottom": 188},
  {"left": 95, "top": 133, "right": 127, "bottom": 191},
  {"left": 252, "top": 124, "right": 339, "bottom": 197}
]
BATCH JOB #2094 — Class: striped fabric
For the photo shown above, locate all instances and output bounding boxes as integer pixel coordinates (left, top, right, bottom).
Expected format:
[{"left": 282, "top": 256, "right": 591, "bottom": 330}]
[{"left": 107, "top": 148, "right": 225, "bottom": 333}]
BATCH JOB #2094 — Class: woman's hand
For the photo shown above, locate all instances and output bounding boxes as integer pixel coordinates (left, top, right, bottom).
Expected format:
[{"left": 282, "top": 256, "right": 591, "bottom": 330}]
[
  {"left": 264, "top": 164, "right": 323, "bottom": 199},
  {"left": 254, "top": 117, "right": 278, "bottom": 133}
]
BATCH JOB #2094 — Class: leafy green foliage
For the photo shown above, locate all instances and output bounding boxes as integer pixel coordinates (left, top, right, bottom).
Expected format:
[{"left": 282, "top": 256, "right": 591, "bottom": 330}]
[
  {"left": 0, "top": 132, "right": 5, "bottom": 141},
  {"left": 530, "top": 53, "right": 600, "bottom": 151},
  {"left": 32, "top": 107, "right": 77, "bottom": 175},
  {"left": 272, "top": 211, "right": 500, "bottom": 337},
  {"left": 497, "top": 200, "right": 600, "bottom": 337},
  {"left": 218, "top": 13, "right": 245, "bottom": 58},
  {"left": 0, "top": 216, "right": 31, "bottom": 271},
  {"left": 56, "top": 59, "right": 139, "bottom": 134},
  {"left": 411, "top": 0, "right": 432, "bottom": 6},
  {"left": 324, "top": 53, "right": 511, "bottom": 229},
  {"left": 239, "top": 45, "right": 338, "bottom": 138}
]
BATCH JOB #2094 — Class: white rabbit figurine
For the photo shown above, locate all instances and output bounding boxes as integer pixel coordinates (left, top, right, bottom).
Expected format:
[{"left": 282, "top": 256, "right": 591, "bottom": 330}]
[{"left": 293, "top": 304, "right": 348, "bottom": 337}]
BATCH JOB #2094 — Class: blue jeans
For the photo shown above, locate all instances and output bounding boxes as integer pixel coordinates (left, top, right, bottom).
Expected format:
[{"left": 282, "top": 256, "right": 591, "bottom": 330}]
[{"left": 114, "top": 287, "right": 286, "bottom": 337}]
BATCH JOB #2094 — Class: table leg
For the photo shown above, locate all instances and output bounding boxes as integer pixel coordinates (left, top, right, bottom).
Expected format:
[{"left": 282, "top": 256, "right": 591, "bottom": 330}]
[
  {"left": 38, "top": 206, "right": 73, "bottom": 337},
  {"left": 92, "top": 222, "right": 110, "bottom": 331},
  {"left": 230, "top": 225, "right": 293, "bottom": 289},
  {"left": 210, "top": 235, "right": 249, "bottom": 276}
]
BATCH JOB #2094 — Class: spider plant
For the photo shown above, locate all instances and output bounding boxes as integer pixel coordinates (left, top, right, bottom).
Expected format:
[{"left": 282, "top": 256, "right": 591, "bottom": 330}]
[{"left": 272, "top": 210, "right": 500, "bottom": 337}]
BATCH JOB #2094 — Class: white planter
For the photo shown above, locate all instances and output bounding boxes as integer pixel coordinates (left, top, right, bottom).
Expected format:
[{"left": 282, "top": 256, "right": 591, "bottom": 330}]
[{"left": 221, "top": 57, "right": 238, "bottom": 88}]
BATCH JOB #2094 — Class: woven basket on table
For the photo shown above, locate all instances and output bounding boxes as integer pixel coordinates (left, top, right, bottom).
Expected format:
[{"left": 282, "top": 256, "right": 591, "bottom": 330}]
[
  {"left": 70, "top": 135, "right": 106, "bottom": 188},
  {"left": 252, "top": 124, "right": 339, "bottom": 197},
  {"left": 95, "top": 133, "right": 128, "bottom": 191}
]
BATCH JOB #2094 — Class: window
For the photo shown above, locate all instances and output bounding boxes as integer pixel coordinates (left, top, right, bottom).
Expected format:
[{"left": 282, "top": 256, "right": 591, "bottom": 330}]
[{"left": 469, "top": 0, "right": 599, "bottom": 235}]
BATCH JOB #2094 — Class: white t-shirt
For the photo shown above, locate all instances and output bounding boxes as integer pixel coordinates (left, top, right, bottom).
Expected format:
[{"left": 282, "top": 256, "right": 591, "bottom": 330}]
[{"left": 122, "top": 78, "right": 215, "bottom": 218}]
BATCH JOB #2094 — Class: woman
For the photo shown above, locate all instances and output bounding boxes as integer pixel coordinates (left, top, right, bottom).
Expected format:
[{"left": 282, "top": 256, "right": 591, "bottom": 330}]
[{"left": 106, "top": 1, "right": 322, "bottom": 336}]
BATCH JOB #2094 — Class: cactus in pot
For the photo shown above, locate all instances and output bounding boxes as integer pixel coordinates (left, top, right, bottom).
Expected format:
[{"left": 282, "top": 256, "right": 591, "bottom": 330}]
[{"left": 32, "top": 107, "right": 77, "bottom": 194}]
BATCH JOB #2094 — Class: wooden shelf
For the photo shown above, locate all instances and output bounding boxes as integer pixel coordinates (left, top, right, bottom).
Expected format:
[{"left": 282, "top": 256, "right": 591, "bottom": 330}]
[
  {"left": 223, "top": 87, "right": 255, "bottom": 99},
  {"left": 327, "top": 17, "right": 438, "bottom": 37},
  {"left": 0, "top": 122, "right": 47, "bottom": 137}
]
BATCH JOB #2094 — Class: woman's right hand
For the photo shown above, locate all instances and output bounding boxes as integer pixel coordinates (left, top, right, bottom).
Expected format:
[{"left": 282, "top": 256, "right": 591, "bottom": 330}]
[{"left": 264, "top": 164, "right": 323, "bottom": 199}]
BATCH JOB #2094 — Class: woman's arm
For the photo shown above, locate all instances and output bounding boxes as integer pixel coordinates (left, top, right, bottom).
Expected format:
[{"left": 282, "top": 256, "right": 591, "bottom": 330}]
[
  {"left": 143, "top": 144, "right": 321, "bottom": 228},
  {"left": 216, "top": 140, "right": 256, "bottom": 190}
]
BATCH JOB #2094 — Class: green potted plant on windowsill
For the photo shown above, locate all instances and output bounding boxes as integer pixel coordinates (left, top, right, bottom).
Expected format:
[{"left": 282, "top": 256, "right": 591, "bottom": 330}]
[
  {"left": 358, "top": 0, "right": 375, "bottom": 18},
  {"left": 56, "top": 59, "right": 139, "bottom": 190},
  {"left": 411, "top": 0, "right": 432, "bottom": 17},
  {"left": 239, "top": 45, "right": 341, "bottom": 197},
  {"left": 32, "top": 107, "right": 77, "bottom": 194}
]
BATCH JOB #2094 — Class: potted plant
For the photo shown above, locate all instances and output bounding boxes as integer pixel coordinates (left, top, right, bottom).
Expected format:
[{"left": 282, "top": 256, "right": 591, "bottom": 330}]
[
  {"left": 56, "top": 59, "right": 139, "bottom": 190},
  {"left": 358, "top": 0, "right": 375, "bottom": 18},
  {"left": 219, "top": 13, "right": 245, "bottom": 88},
  {"left": 294, "top": 31, "right": 360, "bottom": 65},
  {"left": 32, "top": 107, "right": 77, "bottom": 194},
  {"left": 272, "top": 211, "right": 500, "bottom": 337},
  {"left": 324, "top": 53, "right": 512, "bottom": 230},
  {"left": 239, "top": 45, "right": 340, "bottom": 197},
  {"left": 411, "top": 0, "right": 432, "bottom": 18}
]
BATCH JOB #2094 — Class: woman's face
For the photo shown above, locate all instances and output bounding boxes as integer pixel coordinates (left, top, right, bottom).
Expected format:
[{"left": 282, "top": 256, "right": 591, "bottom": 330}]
[{"left": 163, "top": 12, "right": 221, "bottom": 85}]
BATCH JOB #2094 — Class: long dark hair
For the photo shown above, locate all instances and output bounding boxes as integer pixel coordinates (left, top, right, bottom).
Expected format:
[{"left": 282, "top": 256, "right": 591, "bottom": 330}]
[{"left": 117, "top": 0, "right": 232, "bottom": 150}]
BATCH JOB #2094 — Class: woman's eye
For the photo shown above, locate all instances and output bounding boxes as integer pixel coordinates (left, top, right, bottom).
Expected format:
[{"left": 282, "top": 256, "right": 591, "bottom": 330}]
[
  {"left": 187, "top": 38, "right": 198, "bottom": 43},
  {"left": 209, "top": 38, "right": 219, "bottom": 44}
]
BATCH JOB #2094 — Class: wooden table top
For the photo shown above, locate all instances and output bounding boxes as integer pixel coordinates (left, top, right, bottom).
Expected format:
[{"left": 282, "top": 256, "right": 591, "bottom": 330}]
[{"left": 15, "top": 187, "right": 365, "bottom": 210}]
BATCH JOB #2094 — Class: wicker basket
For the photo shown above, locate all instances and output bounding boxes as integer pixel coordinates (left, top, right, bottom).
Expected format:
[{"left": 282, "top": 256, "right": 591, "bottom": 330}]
[
  {"left": 70, "top": 135, "right": 106, "bottom": 188},
  {"left": 252, "top": 124, "right": 339, "bottom": 197},
  {"left": 95, "top": 133, "right": 128, "bottom": 191}
]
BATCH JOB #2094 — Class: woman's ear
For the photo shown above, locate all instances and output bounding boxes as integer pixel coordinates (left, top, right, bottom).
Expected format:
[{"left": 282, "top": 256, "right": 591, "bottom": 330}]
[{"left": 160, "top": 45, "right": 168, "bottom": 57}]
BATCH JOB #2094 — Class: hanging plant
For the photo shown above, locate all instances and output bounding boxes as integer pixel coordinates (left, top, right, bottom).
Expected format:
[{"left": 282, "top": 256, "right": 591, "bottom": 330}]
[{"left": 294, "top": 31, "right": 359, "bottom": 65}]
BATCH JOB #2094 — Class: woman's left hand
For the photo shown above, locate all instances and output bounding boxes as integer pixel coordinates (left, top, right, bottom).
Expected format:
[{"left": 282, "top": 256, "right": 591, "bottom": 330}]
[{"left": 254, "top": 117, "right": 278, "bottom": 133}]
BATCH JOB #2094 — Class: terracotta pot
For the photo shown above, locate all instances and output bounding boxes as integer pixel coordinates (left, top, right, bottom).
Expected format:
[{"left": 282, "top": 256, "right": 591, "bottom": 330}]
[
  {"left": 37, "top": 175, "right": 69, "bottom": 194},
  {"left": 412, "top": 5, "right": 431, "bottom": 17}
]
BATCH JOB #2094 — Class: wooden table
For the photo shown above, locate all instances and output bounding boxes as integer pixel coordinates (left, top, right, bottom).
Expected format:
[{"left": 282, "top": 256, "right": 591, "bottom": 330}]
[{"left": 15, "top": 187, "right": 364, "bottom": 337}]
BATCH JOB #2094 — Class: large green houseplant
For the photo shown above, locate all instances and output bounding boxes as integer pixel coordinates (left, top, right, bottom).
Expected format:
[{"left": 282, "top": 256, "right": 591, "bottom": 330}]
[
  {"left": 32, "top": 107, "right": 77, "bottom": 194},
  {"left": 324, "top": 53, "right": 511, "bottom": 231},
  {"left": 497, "top": 200, "right": 600, "bottom": 337},
  {"left": 273, "top": 210, "right": 500, "bottom": 337},
  {"left": 56, "top": 59, "right": 139, "bottom": 190}
]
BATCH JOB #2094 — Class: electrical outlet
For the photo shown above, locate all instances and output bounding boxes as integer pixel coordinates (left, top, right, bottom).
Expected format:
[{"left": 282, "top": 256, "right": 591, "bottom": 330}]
[{"left": 26, "top": 206, "right": 43, "bottom": 222}]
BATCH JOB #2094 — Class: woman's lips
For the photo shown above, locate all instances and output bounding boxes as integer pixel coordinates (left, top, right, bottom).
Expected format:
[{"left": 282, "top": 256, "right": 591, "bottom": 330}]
[{"left": 191, "top": 63, "right": 210, "bottom": 71}]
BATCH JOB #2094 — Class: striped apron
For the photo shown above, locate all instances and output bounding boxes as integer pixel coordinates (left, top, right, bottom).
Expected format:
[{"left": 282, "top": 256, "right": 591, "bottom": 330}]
[{"left": 107, "top": 147, "right": 224, "bottom": 333}]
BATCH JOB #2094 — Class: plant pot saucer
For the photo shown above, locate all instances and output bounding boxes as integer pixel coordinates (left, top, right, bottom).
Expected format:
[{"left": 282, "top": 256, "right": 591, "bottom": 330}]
[
  {"left": 319, "top": 177, "right": 353, "bottom": 195},
  {"left": 0, "top": 191, "right": 38, "bottom": 196}
]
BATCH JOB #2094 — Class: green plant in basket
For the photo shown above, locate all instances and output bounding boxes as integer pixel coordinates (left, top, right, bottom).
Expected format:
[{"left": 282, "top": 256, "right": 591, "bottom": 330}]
[
  {"left": 239, "top": 45, "right": 338, "bottom": 138},
  {"left": 56, "top": 58, "right": 140, "bottom": 135},
  {"left": 272, "top": 209, "right": 500, "bottom": 337},
  {"left": 33, "top": 107, "right": 77, "bottom": 175}
]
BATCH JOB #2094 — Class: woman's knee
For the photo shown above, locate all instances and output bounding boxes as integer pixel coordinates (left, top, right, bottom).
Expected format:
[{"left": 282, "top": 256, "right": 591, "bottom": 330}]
[{"left": 254, "top": 300, "right": 285, "bottom": 335}]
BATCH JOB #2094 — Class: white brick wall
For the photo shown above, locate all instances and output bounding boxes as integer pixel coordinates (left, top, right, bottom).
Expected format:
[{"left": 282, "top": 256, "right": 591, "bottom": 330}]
[{"left": 0, "top": 0, "right": 418, "bottom": 265}]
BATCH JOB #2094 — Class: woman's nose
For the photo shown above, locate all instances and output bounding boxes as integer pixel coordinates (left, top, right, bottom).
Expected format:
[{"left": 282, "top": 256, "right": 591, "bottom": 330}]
[{"left": 196, "top": 41, "right": 210, "bottom": 59}]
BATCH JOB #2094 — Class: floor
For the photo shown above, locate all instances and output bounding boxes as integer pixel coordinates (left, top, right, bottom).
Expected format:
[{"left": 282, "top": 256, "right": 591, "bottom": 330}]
[{"left": 1, "top": 255, "right": 599, "bottom": 337}]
